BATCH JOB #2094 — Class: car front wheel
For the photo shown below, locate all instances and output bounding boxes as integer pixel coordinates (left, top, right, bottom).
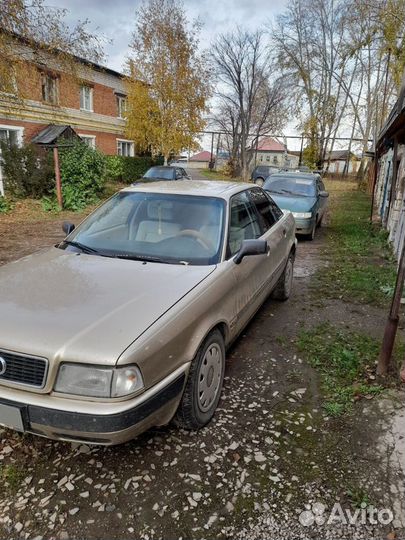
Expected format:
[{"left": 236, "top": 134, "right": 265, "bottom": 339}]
[
  {"left": 255, "top": 177, "right": 264, "bottom": 186},
  {"left": 174, "top": 329, "right": 225, "bottom": 430},
  {"left": 271, "top": 253, "right": 294, "bottom": 301}
]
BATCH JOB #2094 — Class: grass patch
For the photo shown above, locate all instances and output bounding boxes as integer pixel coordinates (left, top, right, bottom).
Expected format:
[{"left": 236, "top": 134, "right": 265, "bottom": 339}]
[
  {"left": 346, "top": 486, "right": 371, "bottom": 508},
  {"left": 198, "top": 169, "right": 241, "bottom": 182},
  {"left": 297, "top": 323, "right": 402, "bottom": 416},
  {"left": 315, "top": 182, "right": 396, "bottom": 306},
  {"left": 0, "top": 464, "right": 25, "bottom": 491}
]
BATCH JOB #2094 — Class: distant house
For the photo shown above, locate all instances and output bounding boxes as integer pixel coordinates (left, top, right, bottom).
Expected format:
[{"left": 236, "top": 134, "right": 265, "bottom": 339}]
[
  {"left": 188, "top": 150, "right": 213, "bottom": 169},
  {"left": 325, "top": 150, "right": 360, "bottom": 174},
  {"left": 249, "top": 137, "right": 299, "bottom": 170}
]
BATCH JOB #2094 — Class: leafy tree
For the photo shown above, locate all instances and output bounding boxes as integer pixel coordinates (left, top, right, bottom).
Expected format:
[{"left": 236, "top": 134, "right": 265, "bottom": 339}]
[{"left": 125, "top": 0, "right": 211, "bottom": 164}]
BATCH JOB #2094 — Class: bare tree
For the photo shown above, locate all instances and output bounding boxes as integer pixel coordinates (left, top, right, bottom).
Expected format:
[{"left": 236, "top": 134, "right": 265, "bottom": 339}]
[
  {"left": 273, "top": 0, "right": 350, "bottom": 168},
  {"left": 211, "top": 28, "right": 286, "bottom": 179}
]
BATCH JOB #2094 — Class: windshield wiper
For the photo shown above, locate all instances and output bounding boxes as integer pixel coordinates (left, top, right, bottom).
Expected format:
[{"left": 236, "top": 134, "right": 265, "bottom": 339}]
[
  {"left": 62, "top": 240, "right": 101, "bottom": 254},
  {"left": 280, "top": 189, "right": 307, "bottom": 197},
  {"left": 111, "top": 253, "right": 178, "bottom": 264}
]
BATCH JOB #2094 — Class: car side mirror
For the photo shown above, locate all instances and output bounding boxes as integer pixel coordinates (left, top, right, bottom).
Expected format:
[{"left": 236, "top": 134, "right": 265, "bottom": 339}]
[
  {"left": 234, "top": 239, "right": 268, "bottom": 265},
  {"left": 319, "top": 191, "right": 329, "bottom": 198},
  {"left": 62, "top": 221, "right": 75, "bottom": 236}
]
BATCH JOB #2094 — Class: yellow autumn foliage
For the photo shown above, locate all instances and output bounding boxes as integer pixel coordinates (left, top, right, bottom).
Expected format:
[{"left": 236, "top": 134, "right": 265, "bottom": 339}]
[{"left": 125, "top": 0, "right": 211, "bottom": 163}]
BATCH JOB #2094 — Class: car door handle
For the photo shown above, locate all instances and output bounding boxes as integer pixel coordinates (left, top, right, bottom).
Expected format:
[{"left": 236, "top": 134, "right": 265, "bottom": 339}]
[{"left": 282, "top": 228, "right": 287, "bottom": 237}]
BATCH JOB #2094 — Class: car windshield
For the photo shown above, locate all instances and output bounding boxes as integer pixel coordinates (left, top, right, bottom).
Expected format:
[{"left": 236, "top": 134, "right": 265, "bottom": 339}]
[
  {"left": 263, "top": 175, "right": 317, "bottom": 197},
  {"left": 61, "top": 192, "right": 225, "bottom": 266},
  {"left": 143, "top": 167, "right": 174, "bottom": 180}
]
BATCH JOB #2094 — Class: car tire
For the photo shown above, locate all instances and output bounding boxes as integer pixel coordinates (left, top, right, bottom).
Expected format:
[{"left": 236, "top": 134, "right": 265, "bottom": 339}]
[
  {"left": 307, "top": 219, "right": 316, "bottom": 241},
  {"left": 317, "top": 213, "right": 323, "bottom": 228},
  {"left": 255, "top": 177, "right": 264, "bottom": 186},
  {"left": 271, "top": 253, "right": 294, "bottom": 301},
  {"left": 174, "top": 329, "right": 225, "bottom": 430}
]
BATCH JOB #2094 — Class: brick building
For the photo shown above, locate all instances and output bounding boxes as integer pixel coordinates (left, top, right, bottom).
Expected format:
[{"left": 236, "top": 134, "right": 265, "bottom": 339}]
[{"left": 0, "top": 39, "right": 134, "bottom": 194}]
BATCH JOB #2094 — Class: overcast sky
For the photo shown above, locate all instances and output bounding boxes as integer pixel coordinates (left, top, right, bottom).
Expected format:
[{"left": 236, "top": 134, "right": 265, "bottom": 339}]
[
  {"left": 50, "top": 0, "right": 303, "bottom": 150},
  {"left": 50, "top": 0, "right": 287, "bottom": 71}
]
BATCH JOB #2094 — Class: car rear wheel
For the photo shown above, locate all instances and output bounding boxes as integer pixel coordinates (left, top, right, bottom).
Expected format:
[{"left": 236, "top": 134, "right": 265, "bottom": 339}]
[
  {"left": 174, "top": 329, "right": 225, "bottom": 430},
  {"left": 271, "top": 253, "right": 294, "bottom": 301},
  {"left": 255, "top": 177, "right": 265, "bottom": 186}
]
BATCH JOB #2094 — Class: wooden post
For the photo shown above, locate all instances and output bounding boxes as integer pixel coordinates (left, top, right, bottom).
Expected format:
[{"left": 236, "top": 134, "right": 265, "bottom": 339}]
[
  {"left": 53, "top": 146, "right": 63, "bottom": 209},
  {"left": 377, "top": 238, "right": 405, "bottom": 375},
  {"left": 209, "top": 131, "right": 215, "bottom": 170}
]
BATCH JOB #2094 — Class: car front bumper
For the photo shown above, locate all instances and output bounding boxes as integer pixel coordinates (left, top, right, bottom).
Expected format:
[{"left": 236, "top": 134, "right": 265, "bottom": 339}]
[
  {"left": 0, "top": 365, "right": 188, "bottom": 445},
  {"left": 294, "top": 216, "right": 315, "bottom": 235}
]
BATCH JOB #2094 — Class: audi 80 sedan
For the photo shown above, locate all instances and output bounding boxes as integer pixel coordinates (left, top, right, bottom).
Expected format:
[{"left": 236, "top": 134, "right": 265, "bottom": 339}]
[{"left": 0, "top": 181, "right": 296, "bottom": 445}]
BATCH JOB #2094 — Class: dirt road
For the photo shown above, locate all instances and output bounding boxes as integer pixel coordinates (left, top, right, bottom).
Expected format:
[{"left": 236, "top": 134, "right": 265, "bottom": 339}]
[{"left": 0, "top": 191, "right": 404, "bottom": 540}]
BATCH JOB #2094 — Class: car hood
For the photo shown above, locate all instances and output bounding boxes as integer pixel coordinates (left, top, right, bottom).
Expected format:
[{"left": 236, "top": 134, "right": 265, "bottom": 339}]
[
  {"left": 268, "top": 194, "right": 317, "bottom": 213},
  {"left": 0, "top": 248, "right": 215, "bottom": 364}
]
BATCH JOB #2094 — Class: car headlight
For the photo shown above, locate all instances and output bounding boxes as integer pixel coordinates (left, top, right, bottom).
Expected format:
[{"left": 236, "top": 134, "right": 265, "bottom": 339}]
[
  {"left": 54, "top": 364, "right": 144, "bottom": 398},
  {"left": 292, "top": 212, "right": 312, "bottom": 219}
]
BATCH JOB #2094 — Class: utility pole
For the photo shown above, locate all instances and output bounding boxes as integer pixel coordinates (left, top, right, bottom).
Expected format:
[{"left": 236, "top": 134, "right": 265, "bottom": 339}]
[{"left": 298, "top": 134, "right": 304, "bottom": 166}]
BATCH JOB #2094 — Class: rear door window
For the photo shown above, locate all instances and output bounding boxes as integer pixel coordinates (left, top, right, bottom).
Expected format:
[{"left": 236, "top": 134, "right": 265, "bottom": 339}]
[{"left": 248, "top": 188, "right": 281, "bottom": 232}]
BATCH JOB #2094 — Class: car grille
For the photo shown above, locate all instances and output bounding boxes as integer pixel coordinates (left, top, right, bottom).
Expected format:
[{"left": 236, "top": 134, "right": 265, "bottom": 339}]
[{"left": 0, "top": 351, "right": 48, "bottom": 388}]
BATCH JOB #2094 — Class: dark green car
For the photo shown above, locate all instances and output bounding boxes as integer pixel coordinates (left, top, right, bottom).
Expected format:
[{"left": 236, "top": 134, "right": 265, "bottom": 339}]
[{"left": 263, "top": 172, "right": 329, "bottom": 240}]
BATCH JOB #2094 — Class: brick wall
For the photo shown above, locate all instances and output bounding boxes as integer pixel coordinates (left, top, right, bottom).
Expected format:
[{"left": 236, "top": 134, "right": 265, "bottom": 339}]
[
  {"left": 1, "top": 59, "right": 129, "bottom": 155},
  {"left": 0, "top": 119, "right": 125, "bottom": 155}
]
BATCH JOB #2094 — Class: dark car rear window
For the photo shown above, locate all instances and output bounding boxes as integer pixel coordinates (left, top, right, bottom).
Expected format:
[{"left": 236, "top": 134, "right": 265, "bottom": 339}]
[{"left": 144, "top": 167, "right": 175, "bottom": 180}]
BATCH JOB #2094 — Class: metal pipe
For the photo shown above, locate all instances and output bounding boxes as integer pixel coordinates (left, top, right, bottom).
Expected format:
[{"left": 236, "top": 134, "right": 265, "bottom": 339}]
[{"left": 377, "top": 237, "right": 405, "bottom": 375}]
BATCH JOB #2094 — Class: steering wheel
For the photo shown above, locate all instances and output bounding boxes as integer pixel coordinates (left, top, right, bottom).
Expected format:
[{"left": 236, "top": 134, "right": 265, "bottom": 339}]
[{"left": 175, "top": 229, "right": 214, "bottom": 251}]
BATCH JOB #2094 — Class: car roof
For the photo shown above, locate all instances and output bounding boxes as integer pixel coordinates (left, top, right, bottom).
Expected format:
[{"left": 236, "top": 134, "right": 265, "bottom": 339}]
[
  {"left": 267, "top": 172, "right": 318, "bottom": 181},
  {"left": 122, "top": 180, "right": 253, "bottom": 200}
]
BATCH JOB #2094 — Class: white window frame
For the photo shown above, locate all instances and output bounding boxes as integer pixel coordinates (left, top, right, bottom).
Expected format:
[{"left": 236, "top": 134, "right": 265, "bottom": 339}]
[
  {"left": 116, "top": 95, "right": 127, "bottom": 119},
  {"left": 0, "top": 124, "right": 24, "bottom": 196},
  {"left": 117, "top": 139, "right": 134, "bottom": 157},
  {"left": 80, "top": 85, "right": 93, "bottom": 112},
  {"left": 79, "top": 134, "right": 96, "bottom": 149}
]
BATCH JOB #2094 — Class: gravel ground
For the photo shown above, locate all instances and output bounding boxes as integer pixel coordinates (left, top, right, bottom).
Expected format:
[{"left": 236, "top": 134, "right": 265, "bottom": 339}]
[{"left": 0, "top": 191, "right": 404, "bottom": 540}]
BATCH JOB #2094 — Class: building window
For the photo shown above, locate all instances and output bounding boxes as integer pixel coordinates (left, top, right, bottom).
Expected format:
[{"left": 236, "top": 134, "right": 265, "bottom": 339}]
[
  {"left": 0, "top": 127, "right": 21, "bottom": 147},
  {"left": 79, "top": 134, "right": 96, "bottom": 148},
  {"left": 41, "top": 72, "right": 59, "bottom": 104},
  {"left": 117, "top": 139, "right": 134, "bottom": 157},
  {"left": 80, "top": 85, "right": 93, "bottom": 111},
  {"left": 0, "top": 66, "right": 17, "bottom": 95},
  {"left": 116, "top": 95, "right": 127, "bottom": 118}
]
